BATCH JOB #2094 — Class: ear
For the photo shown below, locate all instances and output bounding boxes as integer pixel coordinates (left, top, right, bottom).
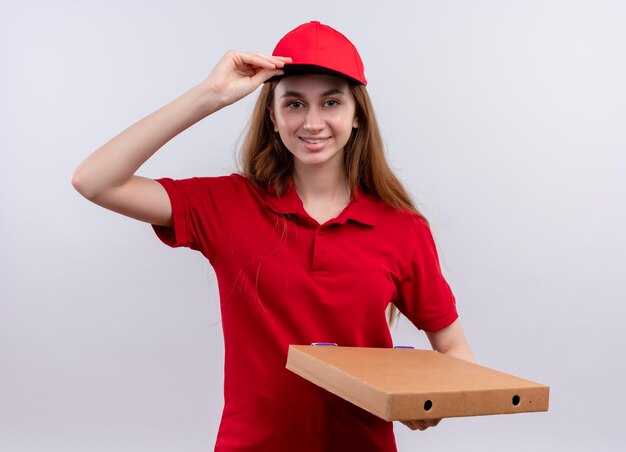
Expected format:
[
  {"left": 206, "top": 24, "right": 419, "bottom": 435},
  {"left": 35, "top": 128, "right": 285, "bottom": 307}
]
[
  {"left": 352, "top": 116, "right": 359, "bottom": 129},
  {"left": 269, "top": 108, "right": 278, "bottom": 132}
]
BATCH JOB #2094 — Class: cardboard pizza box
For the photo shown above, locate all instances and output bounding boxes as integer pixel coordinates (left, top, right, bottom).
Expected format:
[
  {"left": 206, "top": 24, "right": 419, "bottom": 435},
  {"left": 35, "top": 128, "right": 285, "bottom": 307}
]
[{"left": 286, "top": 345, "right": 549, "bottom": 421}]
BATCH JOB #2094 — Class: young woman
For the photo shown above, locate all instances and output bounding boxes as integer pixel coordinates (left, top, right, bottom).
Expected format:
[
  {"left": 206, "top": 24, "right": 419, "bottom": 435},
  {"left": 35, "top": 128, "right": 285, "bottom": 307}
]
[{"left": 73, "top": 21, "right": 474, "bottom": 451}]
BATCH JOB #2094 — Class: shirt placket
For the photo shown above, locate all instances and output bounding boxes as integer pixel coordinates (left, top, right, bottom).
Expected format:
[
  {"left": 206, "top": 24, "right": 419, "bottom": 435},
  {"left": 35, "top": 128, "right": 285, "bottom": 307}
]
[{"left": 311, "top": 226, "right": 329, "bottom": 273}]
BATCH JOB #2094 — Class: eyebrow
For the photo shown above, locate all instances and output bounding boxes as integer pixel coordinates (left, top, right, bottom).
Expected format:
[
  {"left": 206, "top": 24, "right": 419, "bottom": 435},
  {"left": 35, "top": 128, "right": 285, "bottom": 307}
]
[{"left": 280, "top": 88, "right": 346, "bottom": 99}]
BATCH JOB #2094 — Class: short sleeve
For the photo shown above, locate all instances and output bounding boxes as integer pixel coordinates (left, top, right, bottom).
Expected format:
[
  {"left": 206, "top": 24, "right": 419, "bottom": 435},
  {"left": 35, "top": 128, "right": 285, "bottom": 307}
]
[
  {"left": 394, "top": 218, "right": 458, "bottom": 332},
  {"left": 151, "top": 175, "right": 242, "bottom": 262}
]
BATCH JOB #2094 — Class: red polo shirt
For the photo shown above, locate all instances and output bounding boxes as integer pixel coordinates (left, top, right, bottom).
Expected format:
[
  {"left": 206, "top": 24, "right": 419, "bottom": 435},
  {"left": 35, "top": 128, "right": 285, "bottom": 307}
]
[{"left": 152, "top": 174, "right": 458, "bottom": 451}]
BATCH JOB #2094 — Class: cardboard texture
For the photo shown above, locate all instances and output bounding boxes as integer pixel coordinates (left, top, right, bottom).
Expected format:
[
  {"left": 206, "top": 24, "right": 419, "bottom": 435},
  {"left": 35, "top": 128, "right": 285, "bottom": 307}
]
[{"left": 286, "top": 345, "right": 549, "bottom": 421}]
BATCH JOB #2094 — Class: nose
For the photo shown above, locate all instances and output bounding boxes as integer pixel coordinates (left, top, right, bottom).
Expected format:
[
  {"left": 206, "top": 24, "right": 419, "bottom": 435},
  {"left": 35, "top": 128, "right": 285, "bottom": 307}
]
[{"left": 303, "top": 106, "right": 323, "bottom": 132}]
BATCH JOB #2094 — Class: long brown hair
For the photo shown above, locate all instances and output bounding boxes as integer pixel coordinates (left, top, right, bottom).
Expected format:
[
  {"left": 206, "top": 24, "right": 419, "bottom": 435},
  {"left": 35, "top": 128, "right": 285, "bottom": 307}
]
[{"left": 240, "top": 79, "right": 426, "bottom": 325}]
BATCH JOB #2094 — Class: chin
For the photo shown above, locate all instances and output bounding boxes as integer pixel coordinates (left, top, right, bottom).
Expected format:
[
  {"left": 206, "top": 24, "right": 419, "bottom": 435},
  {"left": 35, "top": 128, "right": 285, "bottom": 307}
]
[
  {"left": 295, "top": 155, "right": 336, "bottom": 168},
  {"left": 294, "top": 149, "right": 344, "bottom": 167}
]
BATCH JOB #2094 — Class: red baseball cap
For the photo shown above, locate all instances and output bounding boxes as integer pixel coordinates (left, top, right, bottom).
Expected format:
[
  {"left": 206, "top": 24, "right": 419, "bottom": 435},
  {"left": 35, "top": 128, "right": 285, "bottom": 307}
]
[{"left": 271, "top": 21, "right": 367, "bottom": 85}]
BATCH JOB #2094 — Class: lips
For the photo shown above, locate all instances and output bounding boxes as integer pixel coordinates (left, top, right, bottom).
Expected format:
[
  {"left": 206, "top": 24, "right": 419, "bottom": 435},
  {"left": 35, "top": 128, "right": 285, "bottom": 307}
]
[{"left": 299, "top": 137, "right": 330, "bottom": 144}]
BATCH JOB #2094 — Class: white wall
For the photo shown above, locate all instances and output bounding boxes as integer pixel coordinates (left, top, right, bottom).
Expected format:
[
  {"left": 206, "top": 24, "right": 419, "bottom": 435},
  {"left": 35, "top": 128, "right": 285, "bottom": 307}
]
[{"left": 2, "top": 1, "right": 625, "bottom": 450}]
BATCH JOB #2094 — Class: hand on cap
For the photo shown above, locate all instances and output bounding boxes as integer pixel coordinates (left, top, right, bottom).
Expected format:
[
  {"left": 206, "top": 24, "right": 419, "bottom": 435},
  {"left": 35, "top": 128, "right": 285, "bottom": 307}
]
[
  {"left": 201, "top": 50, "right": 291, "bottom": 109},
  {"left": 400, "top": 418, "right": 442, "bottom": 431}
]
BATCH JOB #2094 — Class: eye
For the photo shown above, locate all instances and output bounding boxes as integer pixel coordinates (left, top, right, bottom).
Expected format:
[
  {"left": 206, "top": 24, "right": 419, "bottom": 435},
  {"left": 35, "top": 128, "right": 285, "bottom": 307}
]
[
  {"left": 287, "top": 101, "right": 304, "bottom": 109},
  {"left": 323, "top": 99, "right": 340, "bottom": 107}
]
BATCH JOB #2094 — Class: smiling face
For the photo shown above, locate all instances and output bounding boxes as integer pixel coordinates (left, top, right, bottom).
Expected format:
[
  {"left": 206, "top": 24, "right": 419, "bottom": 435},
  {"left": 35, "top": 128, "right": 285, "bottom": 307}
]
[{"left": 270, "top": 74, "right": 359, "bottom": 172}]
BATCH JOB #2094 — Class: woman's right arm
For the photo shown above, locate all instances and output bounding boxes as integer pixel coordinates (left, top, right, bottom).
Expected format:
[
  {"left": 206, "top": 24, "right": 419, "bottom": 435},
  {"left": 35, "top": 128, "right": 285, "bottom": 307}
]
[{"left": 71, "top": 51, "right": 290, "bottom": 226}]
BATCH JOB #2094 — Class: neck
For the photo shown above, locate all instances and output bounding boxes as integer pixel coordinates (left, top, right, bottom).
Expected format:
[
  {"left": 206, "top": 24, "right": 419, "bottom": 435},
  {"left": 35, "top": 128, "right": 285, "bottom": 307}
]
[{"left": 292, "top": 161, "right": 350, "bottom": 203}]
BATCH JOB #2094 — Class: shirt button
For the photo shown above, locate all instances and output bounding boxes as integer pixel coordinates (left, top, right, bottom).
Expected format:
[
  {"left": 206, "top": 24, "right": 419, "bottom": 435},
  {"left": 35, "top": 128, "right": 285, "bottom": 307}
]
[{"left": 319, "top": 230, "right": 325, "bottom": 235}]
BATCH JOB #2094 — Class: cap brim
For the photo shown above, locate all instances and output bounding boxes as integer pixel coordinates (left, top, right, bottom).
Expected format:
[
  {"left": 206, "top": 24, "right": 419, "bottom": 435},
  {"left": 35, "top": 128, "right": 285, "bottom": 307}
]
[{"left": 265, "top": 64, "right": 364, "bottom": 85}]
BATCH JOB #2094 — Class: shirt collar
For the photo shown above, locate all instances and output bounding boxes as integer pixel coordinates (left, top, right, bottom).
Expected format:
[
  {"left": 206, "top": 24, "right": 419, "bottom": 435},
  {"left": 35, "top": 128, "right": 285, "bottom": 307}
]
[{"left": 263, "top": 178, "right": 378, "bottom": 227}]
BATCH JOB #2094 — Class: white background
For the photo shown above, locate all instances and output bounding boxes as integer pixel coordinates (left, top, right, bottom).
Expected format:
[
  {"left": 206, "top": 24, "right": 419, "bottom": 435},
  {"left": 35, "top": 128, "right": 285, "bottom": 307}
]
[{"left": 2, "top": 1, "right": 625, "bottom": 450}]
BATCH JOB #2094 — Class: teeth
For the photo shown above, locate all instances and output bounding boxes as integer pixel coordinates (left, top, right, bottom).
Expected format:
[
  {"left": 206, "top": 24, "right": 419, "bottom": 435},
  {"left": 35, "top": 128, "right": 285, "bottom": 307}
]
[{"left": 303, "top": 138, "right": 327, "bottom": 144}]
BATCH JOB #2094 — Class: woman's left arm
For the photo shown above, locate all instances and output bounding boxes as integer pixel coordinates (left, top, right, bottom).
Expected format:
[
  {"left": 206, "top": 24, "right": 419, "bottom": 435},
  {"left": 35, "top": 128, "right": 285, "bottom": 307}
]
[
  {"left": 426, "top": 319, "right": 474, "bottom": 363},
  {"left": 401, "top": 319, "right": 475, "bottom": 431}
]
